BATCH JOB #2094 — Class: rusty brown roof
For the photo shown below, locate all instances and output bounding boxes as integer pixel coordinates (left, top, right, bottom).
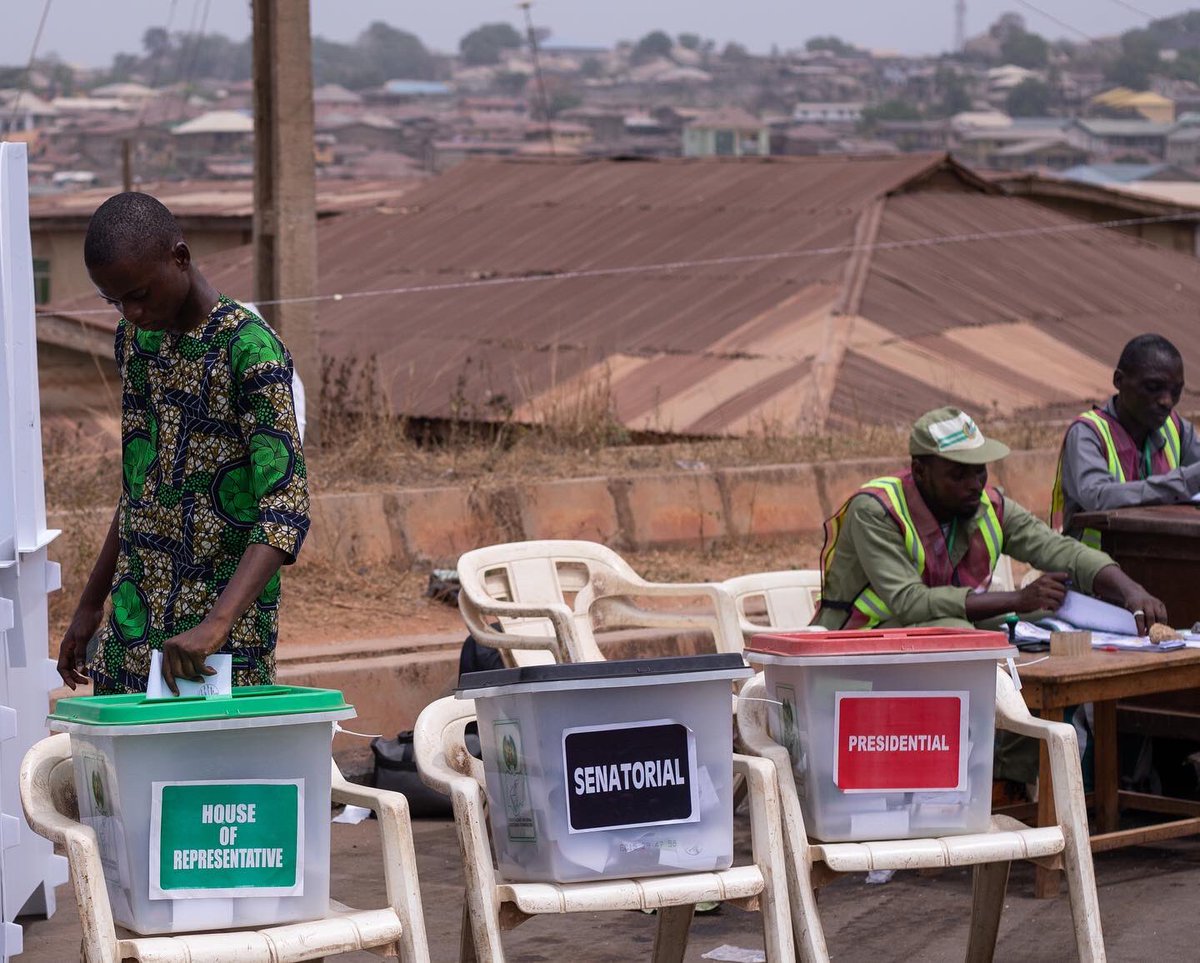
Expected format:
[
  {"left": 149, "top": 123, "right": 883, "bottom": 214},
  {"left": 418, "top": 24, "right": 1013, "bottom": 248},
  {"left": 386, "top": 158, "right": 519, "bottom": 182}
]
[
  {"left": 29, "top": 177, "right": 423, "bottom": 224},
  {"left": 43, "top": 153, "right": 1200, "bottom": 435}
]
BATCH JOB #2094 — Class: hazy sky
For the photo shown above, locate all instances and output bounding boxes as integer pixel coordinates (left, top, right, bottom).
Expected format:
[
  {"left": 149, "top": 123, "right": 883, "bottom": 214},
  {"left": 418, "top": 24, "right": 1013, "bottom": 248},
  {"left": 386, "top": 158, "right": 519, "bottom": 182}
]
[{"left": 0, "top": 1, "right": 1168, "bottom": 69}]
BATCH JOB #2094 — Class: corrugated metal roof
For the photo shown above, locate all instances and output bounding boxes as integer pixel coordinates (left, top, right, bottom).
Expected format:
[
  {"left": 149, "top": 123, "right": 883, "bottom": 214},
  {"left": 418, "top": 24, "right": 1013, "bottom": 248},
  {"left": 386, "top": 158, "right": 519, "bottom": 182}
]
[{"left": 44, "top": 153, "right": 1200, "bottom": 435}]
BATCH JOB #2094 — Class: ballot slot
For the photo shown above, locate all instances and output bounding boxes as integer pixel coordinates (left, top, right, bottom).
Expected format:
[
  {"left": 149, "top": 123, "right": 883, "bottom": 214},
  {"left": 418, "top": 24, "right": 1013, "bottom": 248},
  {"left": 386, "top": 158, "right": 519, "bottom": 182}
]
[{"left": 745, "top": 627, "right": 1015, "bottom": 843}]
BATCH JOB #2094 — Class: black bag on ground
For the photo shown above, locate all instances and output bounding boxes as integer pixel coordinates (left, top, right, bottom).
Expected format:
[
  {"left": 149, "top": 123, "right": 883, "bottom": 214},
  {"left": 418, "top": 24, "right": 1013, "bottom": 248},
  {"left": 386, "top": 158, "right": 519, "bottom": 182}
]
[{"left": 370, "top": 724, "right": 482, "bottom": 818}]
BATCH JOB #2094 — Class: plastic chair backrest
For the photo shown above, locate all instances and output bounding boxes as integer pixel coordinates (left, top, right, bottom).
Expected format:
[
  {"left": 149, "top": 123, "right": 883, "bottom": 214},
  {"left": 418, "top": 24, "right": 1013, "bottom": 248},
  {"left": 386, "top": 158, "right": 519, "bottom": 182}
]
[
  {"left": 457, "top": 541, "right": 639, "bottom": 665},
  {"left": 723, "top": 570, "right": 822, "bottom": 636}
]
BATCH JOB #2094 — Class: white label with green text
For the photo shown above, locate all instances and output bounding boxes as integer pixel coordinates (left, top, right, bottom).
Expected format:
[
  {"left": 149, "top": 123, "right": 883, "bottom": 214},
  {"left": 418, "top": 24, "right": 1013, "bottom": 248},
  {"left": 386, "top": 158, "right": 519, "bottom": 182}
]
[{"left": 149, "top": 779, "right": 304, "bottom": 899}]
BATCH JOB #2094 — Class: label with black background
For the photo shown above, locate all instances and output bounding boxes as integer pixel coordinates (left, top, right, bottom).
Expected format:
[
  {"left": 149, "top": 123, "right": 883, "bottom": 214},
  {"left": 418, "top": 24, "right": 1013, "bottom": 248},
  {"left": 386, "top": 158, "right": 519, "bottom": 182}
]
[{"left": 562, "top": 720, "right": 699, "bottom": 833}]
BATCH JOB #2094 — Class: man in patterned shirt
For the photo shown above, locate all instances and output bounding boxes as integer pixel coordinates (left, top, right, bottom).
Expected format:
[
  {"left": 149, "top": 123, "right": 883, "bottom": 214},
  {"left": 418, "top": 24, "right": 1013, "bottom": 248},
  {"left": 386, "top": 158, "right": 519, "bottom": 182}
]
[{"left": 56, "top": 193, "right": 310, "bottom": 695}]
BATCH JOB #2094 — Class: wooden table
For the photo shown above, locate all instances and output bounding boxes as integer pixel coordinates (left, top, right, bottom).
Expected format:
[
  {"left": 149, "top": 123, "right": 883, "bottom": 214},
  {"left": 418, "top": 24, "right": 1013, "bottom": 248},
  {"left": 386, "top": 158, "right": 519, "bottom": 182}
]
[
  {"left": 1073, "top": 504, "right": 1200, "bottom": 628},
  {"left": 1017, "top": 648, "right": 1200, "bottom": 897}
]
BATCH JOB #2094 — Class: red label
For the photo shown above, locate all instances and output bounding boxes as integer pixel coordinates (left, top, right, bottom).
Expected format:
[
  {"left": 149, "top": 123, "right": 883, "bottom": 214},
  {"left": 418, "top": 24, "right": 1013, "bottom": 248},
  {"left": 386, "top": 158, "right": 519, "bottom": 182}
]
[{"left": 834, "top": 693, "right": 966, "bottom": 792}]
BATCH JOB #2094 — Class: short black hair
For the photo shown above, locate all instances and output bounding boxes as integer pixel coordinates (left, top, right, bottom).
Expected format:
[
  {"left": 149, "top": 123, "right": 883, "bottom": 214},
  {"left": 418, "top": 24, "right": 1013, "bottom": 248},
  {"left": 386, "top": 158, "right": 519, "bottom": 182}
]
[
  {"left": 1117, "top": 333, "right": 1181, "bottom": 373},
  {"left": 83, "top": 192, "right": 182, "bottom": 268}
]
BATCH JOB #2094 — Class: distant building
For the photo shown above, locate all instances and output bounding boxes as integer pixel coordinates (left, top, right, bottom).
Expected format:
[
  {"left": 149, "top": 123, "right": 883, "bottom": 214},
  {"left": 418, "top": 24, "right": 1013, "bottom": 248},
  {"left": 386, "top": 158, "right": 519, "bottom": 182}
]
[
  {"left": 170, "top": 110, "right": 254, "bottom": 175},
  {"left": 1070, "top": 118, "right": 1175, "bottom": 160},
  {"left": 1057, "top": 162, "right": 1198, "bottom": 186},
  {"left": 559, "top": 106, "right": 627, "bottom": 143},
  {"left": 683, "top": 108, "right": 769, "bottom": 157},
  {"left": 27, "top": 178, "right": 421, "bottom": 304},
  {"left": 792, "top": 102, "right": 864, "bottom": 127},
  {"left": 1088, "top": 87, "right": 1176, "bottom": 123},
  {"left": 875, "top": 120, "right": 953, "bottom": 152},
  {"left": 771, "top": 124, "right": 841, "bottom": 156},
  {"left": 381, "top": 80, "right": 451, "bottom": 100}
]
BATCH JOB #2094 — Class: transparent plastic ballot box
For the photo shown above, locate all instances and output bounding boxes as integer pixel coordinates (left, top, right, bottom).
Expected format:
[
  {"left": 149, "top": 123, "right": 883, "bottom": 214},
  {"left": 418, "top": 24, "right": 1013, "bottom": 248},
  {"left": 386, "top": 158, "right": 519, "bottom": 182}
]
[
  {"left": 744, "top": 628, "right": 1015, "bottom": 842},
  {"left": 457, "top": 653, "right": 752, "bottom": 883},
  {"left": 47, "top": 685, "right": 355, "bottom": 934}
]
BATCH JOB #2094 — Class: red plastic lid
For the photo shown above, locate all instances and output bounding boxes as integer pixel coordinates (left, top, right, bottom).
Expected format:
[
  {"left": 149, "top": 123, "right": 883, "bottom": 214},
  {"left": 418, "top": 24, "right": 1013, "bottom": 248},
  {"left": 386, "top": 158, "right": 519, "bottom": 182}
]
[{"left": 747, "top": 626, "right": 1011, "bottom": 657}]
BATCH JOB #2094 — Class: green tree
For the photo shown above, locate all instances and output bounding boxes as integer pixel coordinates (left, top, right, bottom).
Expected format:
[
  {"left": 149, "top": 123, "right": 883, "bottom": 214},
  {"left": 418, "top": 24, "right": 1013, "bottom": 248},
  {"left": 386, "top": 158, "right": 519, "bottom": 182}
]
[
  {"left": 495, "top": 71, "right": 529, "bottom": 95},
  {"left": 142, "top": 26, "right": 171, "bottom": 60},
  {"left": 678, "top": 33, "right": 701, "bottom": 51},
  {"left": 929, "top": 67, "right": 971, "bottom": 117},
  {"left": 1106, "top": 29, "right": 1161, "bottom": 90},
  {"left": 460, "top": 22, "right": 524, "bottom": 66},
  {"left": 806, "top": 35, "right": 857, "bottom": 56},
  {"left": 1005, "top": 77, "right": 1051, "bottom": 116},
  {"left": 721, "top": 41, "right": 751, "bottom": 63},
  {"left": 549, "top": 91, "right": 583, "bottom": 117},
  {"left": 631, "top": 30, "right": 673, "bottom": 65},
  {"left": 1000, "top": 29, "right": 1049, "bottom": 68},
  {"left": 580, "top": 56, "right": 605, "bottom": 79},
  {"left": 860, "top": 99, "right": 921, "bottom": 131},
  {"left": 359, "top": 21, "right": 435, "bottom": 80}
]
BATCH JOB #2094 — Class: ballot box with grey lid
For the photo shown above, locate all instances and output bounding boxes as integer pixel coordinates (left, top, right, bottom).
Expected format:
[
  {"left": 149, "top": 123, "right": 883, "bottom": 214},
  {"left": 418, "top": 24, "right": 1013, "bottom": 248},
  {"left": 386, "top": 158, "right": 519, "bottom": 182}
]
[
  {"left": 457, "top": 653, "right": 752, "bottom": 883},
  {"left": 745, "top": 628, "right": 1015, "bottom": 843}
]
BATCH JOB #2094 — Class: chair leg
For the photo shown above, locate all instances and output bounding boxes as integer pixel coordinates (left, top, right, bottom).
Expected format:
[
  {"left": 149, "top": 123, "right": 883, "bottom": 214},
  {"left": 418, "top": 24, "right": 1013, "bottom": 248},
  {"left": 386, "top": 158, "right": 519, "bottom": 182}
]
[
  {"left": 965, "top": 860, "right": 1010, "bottom": 963},
  {"left": 460, "top": 901, "right": 481, "bottom": 963},
  {"left": 651, "top": 904, "right": 695, "bottom": 963},
  {"left": 1063, "top": 834, "right": 1107, "bottom": 963}
]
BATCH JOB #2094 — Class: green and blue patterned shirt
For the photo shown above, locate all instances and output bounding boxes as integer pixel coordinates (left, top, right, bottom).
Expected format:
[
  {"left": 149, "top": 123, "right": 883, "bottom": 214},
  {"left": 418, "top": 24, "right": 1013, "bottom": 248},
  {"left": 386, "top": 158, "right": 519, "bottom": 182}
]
[{"left": 93, "top": 296, "right": 310, "bottom": 694}]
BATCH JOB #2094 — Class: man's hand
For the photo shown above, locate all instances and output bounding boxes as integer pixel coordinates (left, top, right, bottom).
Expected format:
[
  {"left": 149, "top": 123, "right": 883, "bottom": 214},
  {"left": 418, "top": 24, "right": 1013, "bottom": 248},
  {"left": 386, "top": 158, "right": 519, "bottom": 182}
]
[
  {"left": 1016, "top": 571, "right": 1070, "bottom": 614},
  {"left": 57, "top": 603, "right": 103, "bottom": 689},
  {"left": 1092, "top": 564, "right": 1169, "bottom": 636},
  {"left": 161, "top": 622, "right": 224, "bottom": 696},
  {"left": 1123, "top": 592, "right": 1169, "bottom": 636}
]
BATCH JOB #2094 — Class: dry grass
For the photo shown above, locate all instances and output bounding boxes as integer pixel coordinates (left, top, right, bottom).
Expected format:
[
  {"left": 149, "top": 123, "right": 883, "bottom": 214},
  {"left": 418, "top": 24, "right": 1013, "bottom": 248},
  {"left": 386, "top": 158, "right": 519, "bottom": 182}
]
[{"left": 43, "top": 361, "right": 1157, "bottom": 647}]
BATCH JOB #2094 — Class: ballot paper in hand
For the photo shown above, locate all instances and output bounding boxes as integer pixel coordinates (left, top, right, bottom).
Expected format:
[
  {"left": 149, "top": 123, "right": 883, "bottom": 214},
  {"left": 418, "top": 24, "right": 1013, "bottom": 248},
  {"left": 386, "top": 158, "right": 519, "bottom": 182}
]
[
  {"left": 1055, "top": 590, "right": 1139, "bottom": 635},
  {"left": 146, "top": 651, "right": 233, "bottom": 700}
]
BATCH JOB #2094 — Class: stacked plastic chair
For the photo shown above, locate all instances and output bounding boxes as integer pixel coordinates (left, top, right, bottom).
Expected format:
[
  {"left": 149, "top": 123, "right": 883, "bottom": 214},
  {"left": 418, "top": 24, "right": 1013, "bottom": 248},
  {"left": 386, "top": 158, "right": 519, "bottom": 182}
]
[{"left": 0, "top": 142, "right": 70, "bottom": 959}]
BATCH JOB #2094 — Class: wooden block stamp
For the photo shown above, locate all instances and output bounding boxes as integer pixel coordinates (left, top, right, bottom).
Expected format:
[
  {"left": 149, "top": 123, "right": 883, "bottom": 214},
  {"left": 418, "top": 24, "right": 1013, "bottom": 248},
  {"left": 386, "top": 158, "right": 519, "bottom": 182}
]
[{"left": 1050, "top": 630, "right": 1092, "bottom": 657}]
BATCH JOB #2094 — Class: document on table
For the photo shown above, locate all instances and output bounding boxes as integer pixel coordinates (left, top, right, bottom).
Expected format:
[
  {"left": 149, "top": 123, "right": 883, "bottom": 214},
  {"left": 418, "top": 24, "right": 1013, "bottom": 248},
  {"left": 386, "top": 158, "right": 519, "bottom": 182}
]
[
  {"left": 1055, "top": 591, "right": 1139, "bottom": 635},
  {"left": 1089, "top": 633, "right": 1185, "bottom": 652}
]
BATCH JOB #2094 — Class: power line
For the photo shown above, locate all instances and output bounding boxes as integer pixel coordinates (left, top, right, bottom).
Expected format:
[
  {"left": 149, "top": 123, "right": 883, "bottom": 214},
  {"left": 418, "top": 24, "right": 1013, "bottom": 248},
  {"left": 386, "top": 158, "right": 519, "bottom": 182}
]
[
  {"left": 7, "top": 0, "right": 54, "bottom": 129},
  {"left": 1106, "top": 0, "right": 1159, "bottom": 20},
  {"left": 40, "top": 209, "right": 1200, "bottom": 323},
  {"left": 135, "top": 0, "right": 182, "bottom": 128},
  {"left": 1013, "top": 0, "right": 1096, "bottom": 42},
  {"left": 172, "top": 0, "right": 212, "bottom": 124}
]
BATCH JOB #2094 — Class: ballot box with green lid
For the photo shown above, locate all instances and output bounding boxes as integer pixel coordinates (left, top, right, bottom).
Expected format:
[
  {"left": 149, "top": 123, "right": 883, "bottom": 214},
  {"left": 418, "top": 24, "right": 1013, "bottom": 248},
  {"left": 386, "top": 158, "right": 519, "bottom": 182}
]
[
  {"left": 457, "top": 653, "right": 752, "bottom": 883},
  {"left": 744, "top": 628, "right": 1015, "bottom": 843},
  {"left": 47, "top": 685, "right": 355, "bottom": 935}
]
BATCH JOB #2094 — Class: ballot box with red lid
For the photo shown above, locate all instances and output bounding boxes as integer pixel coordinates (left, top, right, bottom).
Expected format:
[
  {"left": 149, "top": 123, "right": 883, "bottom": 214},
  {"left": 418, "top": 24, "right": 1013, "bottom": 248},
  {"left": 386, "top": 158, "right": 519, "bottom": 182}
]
[{"left": 744, "top": 628, "right": 1016, "bottom": 842}]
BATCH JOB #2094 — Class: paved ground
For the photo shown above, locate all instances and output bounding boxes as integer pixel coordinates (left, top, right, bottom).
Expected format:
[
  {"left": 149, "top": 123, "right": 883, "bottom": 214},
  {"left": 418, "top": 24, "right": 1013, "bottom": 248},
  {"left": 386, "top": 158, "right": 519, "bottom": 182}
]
[{"left": 18, "top": 808, "right": 1200, "bottom": 962}]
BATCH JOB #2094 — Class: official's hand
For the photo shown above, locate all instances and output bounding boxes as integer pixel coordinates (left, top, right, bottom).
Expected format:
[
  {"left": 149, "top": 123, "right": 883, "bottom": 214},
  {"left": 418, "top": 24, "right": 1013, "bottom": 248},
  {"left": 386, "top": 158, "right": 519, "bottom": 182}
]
[
  {"left": 1016, "top": 571, "right": 1070, "bottom": 614},
  {"left": 161, "top": 622, "right": 223, "bottom": 696},
  {"left": 57, "top": 604, "right": 103, "bottom": 689},
  {"left": 1124, "top": 592, "right": 1169, "bottom": 636}
]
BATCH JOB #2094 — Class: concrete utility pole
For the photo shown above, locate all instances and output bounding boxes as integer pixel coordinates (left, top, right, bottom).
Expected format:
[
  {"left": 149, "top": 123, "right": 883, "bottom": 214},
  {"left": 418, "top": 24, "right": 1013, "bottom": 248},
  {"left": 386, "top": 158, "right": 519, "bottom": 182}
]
[
  {"left": 955, "top": 0, "right": 967, "bottom": 52},
  {"left": 251, "top": 0, "right": 321, "bottom": 442}
]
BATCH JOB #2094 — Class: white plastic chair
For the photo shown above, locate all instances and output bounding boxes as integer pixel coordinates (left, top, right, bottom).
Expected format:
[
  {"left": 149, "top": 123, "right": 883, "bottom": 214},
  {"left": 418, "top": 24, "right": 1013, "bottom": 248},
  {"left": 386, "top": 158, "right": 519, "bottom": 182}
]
[
  {"left": 414, "top": 695, "right": 795, "bottom": 962},
  {"left": 457, "top": 540, "right": 744, "bottom": 666},
  {"left": 20, "top": 732, "right": 431, "bottom": 963},
  {"left": 736, "top": 668, "right": 1105, "bottom": 962},
  {"left": 990, "top": 555, "right": 1016, "bottom": 592},
  {"left": 721, "top": 570, "right": 824, "bottom": 644}
]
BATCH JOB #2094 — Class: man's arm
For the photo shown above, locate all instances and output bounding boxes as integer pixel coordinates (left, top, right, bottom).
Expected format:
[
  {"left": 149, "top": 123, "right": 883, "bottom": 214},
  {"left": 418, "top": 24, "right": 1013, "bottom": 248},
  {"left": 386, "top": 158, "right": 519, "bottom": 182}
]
[
  {"left": 159, "top": 543, "right": 289, "bottom": 693},
  {"left": 846, "top": 496, "right": 972, "bottom": 624},
  {"left": 1002, "top": 497, "right": 1167, "bottom": 629},
  {"left": 57, "top": 507, "right": 119, "bottom": 689},
  {"left": 1063, "top": 421, "right": 1200, "bottom": 511}
]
